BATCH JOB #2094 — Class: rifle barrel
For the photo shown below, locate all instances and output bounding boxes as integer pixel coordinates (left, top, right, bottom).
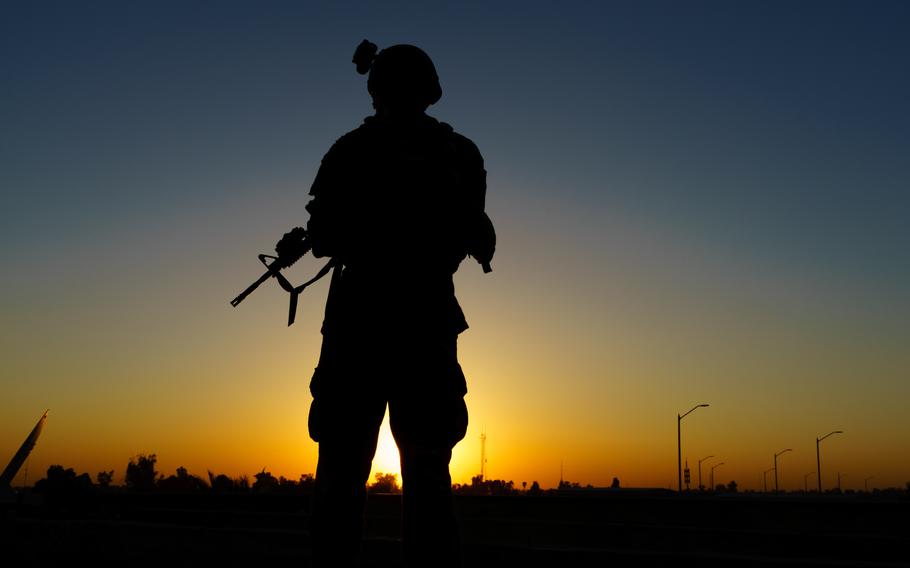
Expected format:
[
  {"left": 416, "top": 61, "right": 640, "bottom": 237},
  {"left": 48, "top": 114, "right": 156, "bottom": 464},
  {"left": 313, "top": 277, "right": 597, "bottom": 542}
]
[
  {"left": 230, "top": 269, "right": 275, "bottom": 307},
  {"left": 229, "top": 239, "right": 312, "bottom": 308}
]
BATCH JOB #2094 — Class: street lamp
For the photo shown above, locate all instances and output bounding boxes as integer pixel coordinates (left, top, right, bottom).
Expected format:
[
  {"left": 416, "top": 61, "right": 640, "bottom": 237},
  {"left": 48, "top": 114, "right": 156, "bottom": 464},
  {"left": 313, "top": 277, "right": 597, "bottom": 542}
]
[
  {"left": 710, "top": 462, "right": 725, "bottom": 491},
  {"left": 804, "top": 472, "right": 815, "bottom": 493},
  {"left": 698, "top": 455, "right": 714, "bottom": 491},
  {"left": 763, "top": 468, "right": 775, "bottom": 493},
  {"left": 774, "top": 448, "right": 792, "bottom": 493},
  {"left": 678, "top": 404, "right": 709, "bottom": 492},
  {"left": 816, "top": 430, "right": 843, "bottom": 493},
  {"left": 864, "top": 476, "right": 874, "bottom": 492}
]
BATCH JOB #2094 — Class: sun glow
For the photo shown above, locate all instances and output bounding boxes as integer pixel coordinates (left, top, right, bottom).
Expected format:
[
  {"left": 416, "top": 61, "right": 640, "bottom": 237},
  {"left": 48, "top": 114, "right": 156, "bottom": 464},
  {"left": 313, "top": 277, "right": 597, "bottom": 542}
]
[{"left": 368, "top": 412, "right": 401, "bottom": 481}]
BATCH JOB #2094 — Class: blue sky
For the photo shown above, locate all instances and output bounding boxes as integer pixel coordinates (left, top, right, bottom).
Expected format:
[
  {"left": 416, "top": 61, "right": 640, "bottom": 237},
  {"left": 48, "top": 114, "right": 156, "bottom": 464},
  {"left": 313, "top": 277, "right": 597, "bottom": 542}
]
[{"left": 2, "top": 1, "right": 908, "bottom": 487}]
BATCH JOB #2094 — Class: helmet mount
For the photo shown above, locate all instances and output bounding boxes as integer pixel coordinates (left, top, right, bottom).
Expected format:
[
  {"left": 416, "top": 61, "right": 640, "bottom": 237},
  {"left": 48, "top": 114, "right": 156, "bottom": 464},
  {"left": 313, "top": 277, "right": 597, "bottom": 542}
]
[{"left": 352, "top": 40, "right": 442, "bottom": 110}]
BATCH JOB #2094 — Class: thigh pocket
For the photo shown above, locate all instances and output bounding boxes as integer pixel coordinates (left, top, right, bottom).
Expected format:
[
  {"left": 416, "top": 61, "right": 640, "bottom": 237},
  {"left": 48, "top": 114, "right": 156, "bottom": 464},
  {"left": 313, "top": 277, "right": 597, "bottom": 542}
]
[
  {"left": 450, "top": 396, "right": 468, "bottom": 445},
  {"left": 307, "top": 397, "right": 321, "bottom": 443}
]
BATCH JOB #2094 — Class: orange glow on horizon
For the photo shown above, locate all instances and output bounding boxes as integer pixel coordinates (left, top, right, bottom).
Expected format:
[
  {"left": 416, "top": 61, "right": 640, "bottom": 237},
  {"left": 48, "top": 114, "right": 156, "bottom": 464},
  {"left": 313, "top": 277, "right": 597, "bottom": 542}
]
[{"left": 368, "top": 414, "right": 402, "bottom": 482}]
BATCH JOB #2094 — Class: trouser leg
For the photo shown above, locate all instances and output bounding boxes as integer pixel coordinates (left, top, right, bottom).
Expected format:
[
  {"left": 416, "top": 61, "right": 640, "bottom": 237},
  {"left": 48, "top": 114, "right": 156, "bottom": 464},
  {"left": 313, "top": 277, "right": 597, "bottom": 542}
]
[
  {"left": 399, "top": 445, "right": 461, "bottom": 567},
  {"left": 310, "top": 392, "right": 386, "bottom": 567},
  {"left": 390, "top": 394, "right": 468, "bottom": 568}
]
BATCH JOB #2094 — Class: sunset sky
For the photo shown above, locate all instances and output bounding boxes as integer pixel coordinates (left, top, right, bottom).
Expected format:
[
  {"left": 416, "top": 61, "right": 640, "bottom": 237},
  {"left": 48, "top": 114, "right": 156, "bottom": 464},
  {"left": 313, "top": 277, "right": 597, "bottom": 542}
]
[{"left": 2, "top": 1, "right": 908, "bottom": 492}]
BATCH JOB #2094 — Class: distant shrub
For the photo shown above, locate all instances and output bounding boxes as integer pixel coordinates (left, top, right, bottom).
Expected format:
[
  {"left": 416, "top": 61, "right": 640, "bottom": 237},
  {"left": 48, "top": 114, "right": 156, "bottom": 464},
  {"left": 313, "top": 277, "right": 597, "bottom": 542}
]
[
  {"left": 299, "top": 473, "right": 316, "bottom": 493},
  {"left": 208, "top": 471, "right": 236, "bottom": 492},
  {"left": 33, "top": 465, "right": 94, "bottom": 507},
  {"left": 368, "top": 472, "right": 401, "bottom": 494},
  {"left": 158, "top": 466, "right": 208, "bottom": 492},
  {"left": 125, "top": 454, "right": 158, "bottom": 491},
  {"left": 96, "top": 470, "right": 114, "bottom": 488},
  {"left": 253, "top": 469, "right": 279, "bottom": 493}
]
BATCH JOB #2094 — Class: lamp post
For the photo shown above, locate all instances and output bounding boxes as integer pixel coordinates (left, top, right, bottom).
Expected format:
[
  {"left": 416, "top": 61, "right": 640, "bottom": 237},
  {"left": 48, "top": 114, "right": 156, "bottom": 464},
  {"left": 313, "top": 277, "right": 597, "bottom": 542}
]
[
  {"left": 763, "top": 467, "right": 775, "bottom": 493},
  {"left": 774, "top": 448, "right": 792, "bottom": 493},
  {"left": 698, "top": 455, "right": 714, "bottom": 491},
  {"left": 677, "top": 404, "right": 709, "bottom": 492},
  {"left": 816, "top": 430, "right": 843, "bottom": 493},
  {"left": 803, "top": 471, "right": 815, "bottom": 493},
  {"left": 864, "top": 476, "right": 874, "bottom": 492},
  {"left": 710, "top": 462, "right": 725, "bottom": 491}
]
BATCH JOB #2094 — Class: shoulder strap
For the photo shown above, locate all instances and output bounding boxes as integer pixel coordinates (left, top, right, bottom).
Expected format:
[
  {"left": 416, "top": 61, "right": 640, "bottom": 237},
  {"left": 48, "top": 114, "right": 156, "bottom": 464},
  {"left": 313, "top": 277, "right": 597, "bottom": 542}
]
[{"left": 282, "top": 259, "right": 337, "bottom": 326}]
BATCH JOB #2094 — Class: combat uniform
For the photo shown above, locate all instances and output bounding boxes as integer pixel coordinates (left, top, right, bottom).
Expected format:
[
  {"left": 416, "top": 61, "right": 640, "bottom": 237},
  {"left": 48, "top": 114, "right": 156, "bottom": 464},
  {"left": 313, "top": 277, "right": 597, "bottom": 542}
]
[{"left": 305, "top": 111, "right": 491, "bottom": 567}]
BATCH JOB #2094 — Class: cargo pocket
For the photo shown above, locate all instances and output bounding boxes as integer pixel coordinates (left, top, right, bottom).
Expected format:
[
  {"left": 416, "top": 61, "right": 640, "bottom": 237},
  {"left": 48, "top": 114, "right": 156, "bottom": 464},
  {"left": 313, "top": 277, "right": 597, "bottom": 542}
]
[
  {"left": 450, "top": 396, "right": 469, "bottom": 446},
  {"left": 307, "top": 366, "right": 324, "bottom": 442}
]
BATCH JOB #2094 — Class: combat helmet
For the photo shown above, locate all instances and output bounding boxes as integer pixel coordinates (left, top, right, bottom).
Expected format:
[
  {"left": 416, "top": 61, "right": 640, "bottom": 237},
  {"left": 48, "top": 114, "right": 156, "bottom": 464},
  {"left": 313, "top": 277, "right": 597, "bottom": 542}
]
[{"left": 353, "top": 40, "right": 442, "bottom": 111}]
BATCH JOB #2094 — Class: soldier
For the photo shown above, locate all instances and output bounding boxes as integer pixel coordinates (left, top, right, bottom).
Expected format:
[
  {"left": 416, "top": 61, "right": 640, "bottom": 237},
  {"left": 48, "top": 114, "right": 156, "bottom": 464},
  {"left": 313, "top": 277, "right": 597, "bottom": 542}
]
[{"left": 276, "top": 41, "right": 494, "bottom": 567}]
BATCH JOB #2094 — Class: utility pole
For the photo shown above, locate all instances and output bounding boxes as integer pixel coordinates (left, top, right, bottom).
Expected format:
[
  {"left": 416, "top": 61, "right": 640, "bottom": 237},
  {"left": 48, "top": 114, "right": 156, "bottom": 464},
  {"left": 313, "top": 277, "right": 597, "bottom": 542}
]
[
  {"left": 763, "top": 467, "right": 775, "bottom": 493},
  {"left": 698, "top": 455, "right": 714, "bottom": 491},
  {"left": 710, "top": 462, "right": 725, "bottom": 491},
  {"left": 677, "top": 403, "right": 709, "bottom": 492},
  {"left": 774, "top": 448, "right": 792, "bottom": 493},
  {"left": 804, "top": 472, "right": 815, "bottom": 493},
  {"left": 816, "top": 430, "right": 843, "bottom": 493}
]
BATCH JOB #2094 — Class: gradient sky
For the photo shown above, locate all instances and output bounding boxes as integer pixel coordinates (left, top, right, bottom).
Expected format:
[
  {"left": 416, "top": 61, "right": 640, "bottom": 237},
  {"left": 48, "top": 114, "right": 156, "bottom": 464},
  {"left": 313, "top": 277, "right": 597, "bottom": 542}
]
[{"left": 2, "top": 1, "right": 909, "bottom": 491}]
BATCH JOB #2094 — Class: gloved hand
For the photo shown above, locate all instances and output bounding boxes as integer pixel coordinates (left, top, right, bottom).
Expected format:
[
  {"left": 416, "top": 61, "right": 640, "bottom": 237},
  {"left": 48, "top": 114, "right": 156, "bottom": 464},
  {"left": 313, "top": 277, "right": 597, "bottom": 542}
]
[
  {"left": 275, "top": 227, "right": 308, "bottom": 263},
  {"left": 467, "top": 213, "right": 496, "bottom": 272}
]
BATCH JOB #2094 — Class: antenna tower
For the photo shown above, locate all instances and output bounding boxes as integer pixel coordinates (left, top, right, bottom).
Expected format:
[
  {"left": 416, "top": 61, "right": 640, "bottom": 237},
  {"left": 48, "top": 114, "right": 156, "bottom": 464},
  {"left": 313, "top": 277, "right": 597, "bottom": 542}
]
[{"left": 480, "top": 432, "right": 487, "bottom": 481}]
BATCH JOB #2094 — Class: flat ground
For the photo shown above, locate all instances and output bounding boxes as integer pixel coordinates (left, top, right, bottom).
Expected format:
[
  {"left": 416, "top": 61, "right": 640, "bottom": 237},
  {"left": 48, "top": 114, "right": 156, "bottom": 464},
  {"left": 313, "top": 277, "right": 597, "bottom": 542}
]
[{"left": 3, "top": 491, "right": 909, "bottom": 567}]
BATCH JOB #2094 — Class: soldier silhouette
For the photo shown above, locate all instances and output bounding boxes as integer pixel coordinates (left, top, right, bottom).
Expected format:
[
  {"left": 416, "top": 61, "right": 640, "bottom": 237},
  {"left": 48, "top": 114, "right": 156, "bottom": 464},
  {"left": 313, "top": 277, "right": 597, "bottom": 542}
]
[{"left": 275, "top": 40, "right": 495, "bottom": 567}]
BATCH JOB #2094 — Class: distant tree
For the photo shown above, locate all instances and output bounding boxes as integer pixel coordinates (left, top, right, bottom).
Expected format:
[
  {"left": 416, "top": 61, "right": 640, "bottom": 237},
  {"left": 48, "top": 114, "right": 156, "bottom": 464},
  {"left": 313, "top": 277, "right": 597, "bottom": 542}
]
[
  {"left": 453, "top": 475, "right": 517, "bottom": 496},
  {"left": 522, "top": 481, "right": 527, "bottom": 491},
  {"left": 253, "top": 469, "right": 279, "bottom": 493},
  {"left": 727, "top": 480, "right": 738, "bottom": 493},
  {"left": 158, "top": 466, "right": 207, "bottom": 492},
  {"left": 611, "top": 477, "right": 621, "bottom": 489},
  {"left": 299, "top": 473, "right": 316, "bottom": 493},
  {"left": 34, "top": 465, "right": 89, "bottom": 491},
  {"left": 34, "top": 465, "right": 94, "bottom": 506},
  {"left": 277, "top": 475, "right": 295, "bottom": 492},
  {"left": 487, "top": 478, "right": 515, "bottom": 495},
  {"left": 235, "top": 474, "right": 250, "bottom": 491},
  {"left": 528, "top": 481, "right": 542, "bottom": 496},
  {"left": 96, "top": 470, "right": 114, "bottom": 488},
  {"left": 208, "top": 471, "right": 235, "bottom": 493},
  {"left": 368, "top": 472, "right": 401, "bottom": 494},
  {"left": 125, "top": 454, "right": 158, "bottom": 491}
]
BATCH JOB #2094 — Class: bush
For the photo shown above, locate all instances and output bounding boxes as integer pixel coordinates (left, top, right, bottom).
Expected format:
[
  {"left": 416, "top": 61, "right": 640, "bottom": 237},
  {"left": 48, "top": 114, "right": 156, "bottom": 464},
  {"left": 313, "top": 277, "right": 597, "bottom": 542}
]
[
  {"left": 368, "top": 472, "right": 401, "bottom": 494},
  {"left": 125, "top": 454, "right": 159, "bottom": 491}
]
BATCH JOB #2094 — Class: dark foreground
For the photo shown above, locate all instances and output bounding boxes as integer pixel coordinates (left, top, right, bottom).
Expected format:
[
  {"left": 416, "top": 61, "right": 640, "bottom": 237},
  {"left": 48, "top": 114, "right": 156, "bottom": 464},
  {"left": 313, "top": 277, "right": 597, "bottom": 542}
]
[{"left": 3, "top": 491, "right": 909, "bottom": 567}]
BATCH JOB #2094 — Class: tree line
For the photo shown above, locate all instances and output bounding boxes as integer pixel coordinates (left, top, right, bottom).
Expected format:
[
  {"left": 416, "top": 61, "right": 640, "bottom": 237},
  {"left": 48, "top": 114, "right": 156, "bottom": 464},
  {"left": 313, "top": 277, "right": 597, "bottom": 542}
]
[
  {"left": 28, "top": 454, "right": 910, "bottom": 498},
  {"left": 27, "top": 454, "right": 559, "bottom": 497}
]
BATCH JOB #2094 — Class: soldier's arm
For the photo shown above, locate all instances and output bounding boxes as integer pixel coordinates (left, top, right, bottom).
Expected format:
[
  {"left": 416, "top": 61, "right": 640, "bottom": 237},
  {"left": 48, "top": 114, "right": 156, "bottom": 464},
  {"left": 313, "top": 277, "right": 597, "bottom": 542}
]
[
  {"left": 305, "top": 142, "right": 346, "bottom": 259},
  {"left": 454, "top": 134, "right": 496, "bottom": 270}
]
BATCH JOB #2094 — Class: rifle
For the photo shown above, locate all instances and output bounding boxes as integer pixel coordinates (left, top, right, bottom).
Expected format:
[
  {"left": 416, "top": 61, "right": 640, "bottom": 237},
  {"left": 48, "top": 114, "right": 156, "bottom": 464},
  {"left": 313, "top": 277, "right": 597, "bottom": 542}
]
[{"left": 229, "top": 228, "right": 334, "bottom": 326}]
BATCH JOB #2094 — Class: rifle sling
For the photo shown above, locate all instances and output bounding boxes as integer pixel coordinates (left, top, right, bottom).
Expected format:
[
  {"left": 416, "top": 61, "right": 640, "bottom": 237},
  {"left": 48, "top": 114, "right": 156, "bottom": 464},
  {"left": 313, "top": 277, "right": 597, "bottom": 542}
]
[{"left": 285, "top": 259, "right": 336, "bottom": 326}]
